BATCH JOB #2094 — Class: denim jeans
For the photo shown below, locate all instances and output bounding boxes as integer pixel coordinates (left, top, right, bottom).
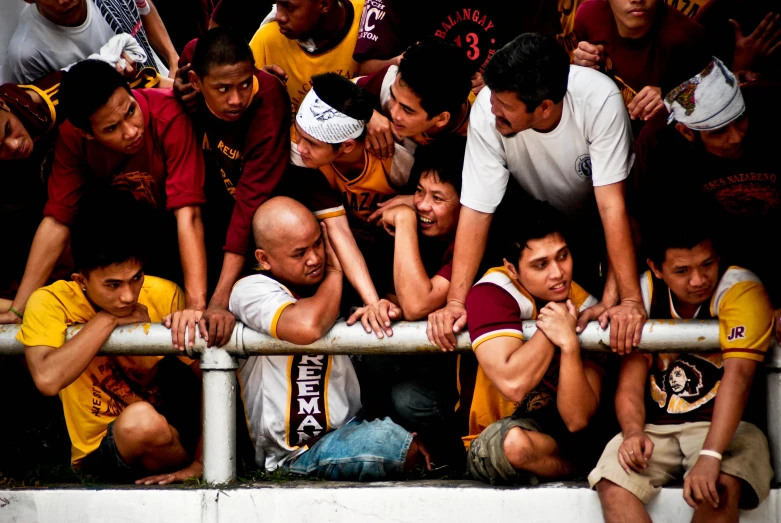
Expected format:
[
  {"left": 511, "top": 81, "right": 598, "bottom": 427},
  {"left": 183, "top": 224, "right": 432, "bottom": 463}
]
[{"left": 283, "top": 416, "right": 413, "bottom": 481}]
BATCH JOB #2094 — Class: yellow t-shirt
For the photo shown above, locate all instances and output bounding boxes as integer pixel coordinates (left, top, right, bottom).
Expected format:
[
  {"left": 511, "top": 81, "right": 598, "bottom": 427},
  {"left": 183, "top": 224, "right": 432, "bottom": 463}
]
[
  {"left": 16, "top": 276, "right": 187, "bottom": 465},
  {"left": 319, "top": 149, "right": 396, "bottom": 225},
  {"left": 557, "top": 0, "right": 588, "bottom": 59},
  {"left": 249, "top": 0, "right": 365, "bottom": 120},
  {"left": 664, "top": 0, "right": 710, "bottom": 18}
]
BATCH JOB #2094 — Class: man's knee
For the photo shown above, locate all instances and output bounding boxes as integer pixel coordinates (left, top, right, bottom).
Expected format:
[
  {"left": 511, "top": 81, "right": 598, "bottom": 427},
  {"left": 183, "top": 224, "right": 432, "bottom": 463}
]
[
  {"left": 596, "top": 478, "right": 627, "bottom": 500},
  {"left": 114, "top": 402, "right": 172, "bottom": 448},
  {"left": 502, "top": 427, "right": 535, "bottom": 468}
]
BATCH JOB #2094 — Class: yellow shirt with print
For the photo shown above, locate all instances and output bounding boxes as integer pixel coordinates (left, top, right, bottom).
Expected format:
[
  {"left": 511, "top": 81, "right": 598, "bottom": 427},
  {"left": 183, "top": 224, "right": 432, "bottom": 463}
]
[
  {"left": 16, "top": 276, "right": 187, "bottom": 465},
  {"left": 249, "top": 0, "right": 364, "bottom": 120},
  {"left": 320, "top": 149, "right": 397, "bottom": 226}
]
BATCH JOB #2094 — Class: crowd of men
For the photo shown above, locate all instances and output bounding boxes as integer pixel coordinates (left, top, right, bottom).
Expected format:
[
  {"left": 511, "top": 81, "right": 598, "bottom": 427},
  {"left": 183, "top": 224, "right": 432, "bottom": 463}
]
[{"left": 1, "top": 0, "right": 780, "bottom": 520}]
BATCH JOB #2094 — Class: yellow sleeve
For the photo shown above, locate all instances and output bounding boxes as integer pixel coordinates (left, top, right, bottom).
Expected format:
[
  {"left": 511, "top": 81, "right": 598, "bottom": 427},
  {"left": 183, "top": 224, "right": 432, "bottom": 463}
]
[
  {"left": 15, "top": 289, "right": 69, "bottom": 349},
  {"left": 718, "top": 280, "right": 773, "bottom": 362},
  {"left": 249, "top": 26, "right": 270, "bottom": 70},
  {"left": 171, "top": 284, "right": 185, "bottom": 312}
]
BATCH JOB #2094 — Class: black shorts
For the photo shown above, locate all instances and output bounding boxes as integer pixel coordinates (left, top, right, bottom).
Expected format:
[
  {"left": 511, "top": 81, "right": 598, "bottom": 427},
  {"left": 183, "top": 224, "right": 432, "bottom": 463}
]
[{"left": 79, "top": 421, "right": 139, "bottom": 483}]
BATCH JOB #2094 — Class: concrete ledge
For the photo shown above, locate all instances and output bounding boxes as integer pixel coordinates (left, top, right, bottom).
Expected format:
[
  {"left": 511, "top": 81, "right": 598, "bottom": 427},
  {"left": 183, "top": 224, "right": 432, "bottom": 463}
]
[{"left": 1, "top": 482, "right": 779, "bottom": 522}]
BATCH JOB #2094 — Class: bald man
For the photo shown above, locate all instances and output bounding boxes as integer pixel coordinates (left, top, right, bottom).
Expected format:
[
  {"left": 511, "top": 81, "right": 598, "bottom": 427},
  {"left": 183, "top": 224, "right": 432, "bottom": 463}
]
[{"left": 229, "top": 197, "right": 430, "bottom": 479}]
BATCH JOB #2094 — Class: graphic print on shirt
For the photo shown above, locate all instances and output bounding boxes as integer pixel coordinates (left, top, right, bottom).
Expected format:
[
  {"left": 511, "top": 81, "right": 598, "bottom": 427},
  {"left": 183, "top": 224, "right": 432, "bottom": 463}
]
[
  {"left": 287, "top": 354, "right": 331, "bottom": 447},
  {"left": 430, "top": 7, "right": 498, "bottom": 73},
  {"left": 649, "top": 353, "right": 723, "bottom": 418},
  {"left": 95, "top": 0, "right": 158, "bottom": 71},
  {"left": 700, "top": 173, "right": 780, "bottom": 217},
  {"left": 110, "top": 170, "right": 158, "bottom": 206}
]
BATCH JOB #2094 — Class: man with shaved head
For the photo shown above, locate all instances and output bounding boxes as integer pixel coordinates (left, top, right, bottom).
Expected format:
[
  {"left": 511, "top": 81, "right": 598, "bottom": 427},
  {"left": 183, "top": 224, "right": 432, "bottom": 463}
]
[{"left": 229, "top": 197, "right": 431, "bottom": 479}]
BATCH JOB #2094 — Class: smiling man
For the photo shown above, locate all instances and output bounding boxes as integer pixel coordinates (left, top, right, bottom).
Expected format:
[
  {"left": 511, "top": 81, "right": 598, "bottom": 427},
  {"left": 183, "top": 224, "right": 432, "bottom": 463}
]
[
  {"left": 590, "top": 215, "right": 774, "bottom": 523},
  {"left": 355, "top": 38, "right": 474, "bottom": 159},
  {"left": 463, "top": 200, "right": 606, "bottom": 485},
  {"left": 167, "top": 28, "right": 291, "bottom": 349},
  {"left": 3, "top": 60, "right": 208, "bottom": 333}
]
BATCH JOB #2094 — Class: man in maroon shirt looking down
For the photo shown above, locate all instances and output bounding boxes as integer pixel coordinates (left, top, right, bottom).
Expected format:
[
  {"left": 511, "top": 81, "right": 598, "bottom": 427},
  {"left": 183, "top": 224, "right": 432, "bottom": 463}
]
[
  {"left": 4, "top": 60, "right": 208, "bottom": 344},
  {"left": 172, "top": 28, "right": 291, "bottom": 348}
]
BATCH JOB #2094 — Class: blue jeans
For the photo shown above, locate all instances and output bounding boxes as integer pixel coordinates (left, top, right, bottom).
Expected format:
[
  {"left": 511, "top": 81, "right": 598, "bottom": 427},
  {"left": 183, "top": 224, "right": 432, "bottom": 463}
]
[{"left": 283, "top": 416, "right": 413, "bottom": 481}]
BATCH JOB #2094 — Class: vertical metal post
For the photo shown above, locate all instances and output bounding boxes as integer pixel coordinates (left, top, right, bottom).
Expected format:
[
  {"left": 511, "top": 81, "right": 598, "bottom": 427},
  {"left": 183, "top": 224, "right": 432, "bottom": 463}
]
[
  {"left": 200, "top": 347, "right": 239, "bottom": 484},
  {"left": 766, "top": 343, "right": 781, "bottom": 484}
]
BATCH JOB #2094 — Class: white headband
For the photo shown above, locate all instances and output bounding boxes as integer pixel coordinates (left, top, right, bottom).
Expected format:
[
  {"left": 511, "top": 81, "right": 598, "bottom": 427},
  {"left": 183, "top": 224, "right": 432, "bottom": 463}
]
[
  {"left": 664, "top": 57, "right": 745, "bottom": 131},
  {"left": 296, "top": 88, "right": 364, "bottom": 144}
]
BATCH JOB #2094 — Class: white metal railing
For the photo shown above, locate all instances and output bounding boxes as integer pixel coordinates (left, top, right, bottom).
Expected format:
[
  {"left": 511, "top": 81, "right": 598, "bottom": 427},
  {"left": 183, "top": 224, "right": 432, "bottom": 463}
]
[{"left": 0, "top": 320, "right": 779, "bottom": 485}]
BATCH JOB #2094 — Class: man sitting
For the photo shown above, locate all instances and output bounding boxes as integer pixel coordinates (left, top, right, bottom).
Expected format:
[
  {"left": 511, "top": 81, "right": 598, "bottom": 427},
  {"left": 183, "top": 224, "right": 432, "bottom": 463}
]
[
  {"left": 289, "top": 72, "right": 406, "bottom": 338},
  {"left": 168, "top": 28, "right": 291, "bottom": 349},
  {"left": 3, "top": 60, "right": 209, "bottom": 341},
  {"left": 590, "top": 215, "right": 774, "bottom": 522},
  {"left": 355, "top": 38, "right": 474, "bottom": 160},
  {"left": 465, "top": 200, "right": 605, "bottom": 485},
  {"left": 17, "top": 194, "right": 202, "bottom": 484},
  {"left": 632, "top": 57, "right": 781, "bottom": 337},
  {"left": 228, "top": 196, "right": 430, "bottom": 479},
  {"left": 356, "top": 136, "right": 467, "bottom": 467}
]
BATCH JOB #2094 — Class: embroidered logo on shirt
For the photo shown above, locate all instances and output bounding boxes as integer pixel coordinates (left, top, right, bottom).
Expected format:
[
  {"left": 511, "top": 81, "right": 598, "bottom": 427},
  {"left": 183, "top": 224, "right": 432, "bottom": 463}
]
[{"left": 575, "top": 154, "right": 592, "bottom": 180}]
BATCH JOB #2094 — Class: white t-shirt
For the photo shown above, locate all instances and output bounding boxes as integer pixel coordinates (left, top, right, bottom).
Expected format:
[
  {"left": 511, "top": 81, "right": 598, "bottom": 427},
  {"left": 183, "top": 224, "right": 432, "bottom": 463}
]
[
  {"left": 229, "top": 274, "right": 361, "bottom": 471},
  {"left": 7, "top": 1, "right": 116, "bottom": 83},
  {"left": 461, "top": 65, "right": 634, "bottom": 218}
]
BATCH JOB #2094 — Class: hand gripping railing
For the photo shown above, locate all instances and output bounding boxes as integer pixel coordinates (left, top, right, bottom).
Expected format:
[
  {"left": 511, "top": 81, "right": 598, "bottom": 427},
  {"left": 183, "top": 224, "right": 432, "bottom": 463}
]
[{"left": 0, "top": 320, "right": 779, "bottom": 485}]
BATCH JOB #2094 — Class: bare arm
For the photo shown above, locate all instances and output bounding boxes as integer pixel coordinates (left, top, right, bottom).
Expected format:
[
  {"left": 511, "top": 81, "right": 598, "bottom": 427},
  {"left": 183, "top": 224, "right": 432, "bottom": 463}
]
[
  {"left": 684, "top": 358, "right": 758, "bottom": 509},
  {"left": 174, "top": 206, "right": 208, "bottom": 310},
  {"left": 427, "top": 206, "right": 492, "bottom": 350},
  {"left": 595, "top": 182, "right": 646, "bottom": 354},
  {"left": 614, "top": 354, "right": 650, "bottom": 435},
  {"left": 0, "top": 217, "right": 70, "bottom": 323},
  {"left": 197, "top": 252, "right": 243, "bottom": 348},
  {"left": 276, "top": 227, "right": 343, "bottom": 345},
  {"left": 25, "top": 304, "right": 150, "bottom": 396},
  {"left": 556, "top": 351, "right": 602, "bottom": 432},
  {"left": 388, "top": 207, "right": 449, "bottom": 320},
  {"left": 324, "top": 214, "right": 400, "bottom": 337},
  {"left": 141, "top": 0, "right": 179, "bottom": 78},
  {"left": 474, "top": 333, "right": 556, "bottom": 403}
]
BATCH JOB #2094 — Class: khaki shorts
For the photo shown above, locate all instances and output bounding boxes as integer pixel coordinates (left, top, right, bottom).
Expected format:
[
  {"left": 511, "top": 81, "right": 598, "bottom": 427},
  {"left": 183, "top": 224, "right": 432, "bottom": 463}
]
[
  {"left": 467, "top": 416, "right": 543, "bottom": 486},
  {"left": 587, "top": 421, "right": 773, "bottom": 509}
]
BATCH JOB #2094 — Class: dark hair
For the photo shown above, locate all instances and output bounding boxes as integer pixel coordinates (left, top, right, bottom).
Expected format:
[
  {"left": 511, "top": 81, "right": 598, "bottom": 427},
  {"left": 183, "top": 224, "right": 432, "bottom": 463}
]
[
  {"left": 397, "top": 38, "right": 472, "bottom": 119},
  {"left": 191, "top": 27, "right": 254, "bottom": 79},
  {"left": 409, "top": 135, "right": 466, "bottom": 195},
  {"left": 644, "top": 210, "right": 716, "bottom": 269},
  {"left": 503, "top": 200, "right": 570, "bottom": 267},
  {"left": 71, "top": 188, "right": 150, "bottom": 273},
  {"left": 310, "top": 73, "right": 374, "bottom": 148},
  {"left": 59, "top": 59, "right": 131, "bottom": 132},
  {"left": 483, "top": 33, "right": 570, "bottom": 112}
]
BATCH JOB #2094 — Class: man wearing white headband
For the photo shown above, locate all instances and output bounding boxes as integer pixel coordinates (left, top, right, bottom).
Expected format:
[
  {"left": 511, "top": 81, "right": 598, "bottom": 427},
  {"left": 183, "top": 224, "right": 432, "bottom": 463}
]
[
  {"left": 632, "top": 56, "right": 781, "bottom": 339},
  {"left": 284, "top": 72, "right": 410, "bottom": 339}
]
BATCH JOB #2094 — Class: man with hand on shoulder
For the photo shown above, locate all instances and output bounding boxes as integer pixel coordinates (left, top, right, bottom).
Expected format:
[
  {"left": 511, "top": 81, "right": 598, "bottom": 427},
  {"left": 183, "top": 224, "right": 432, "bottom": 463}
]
[
  {"left": 18, "top": 194, "right": 202, "bottom": 485},
  {"left": 464, "top": 200, "right": 606, "bottom": 485},
  {"left": 590, "top": 215, "right": 774, "bottom": 522},
  {"left": 228, "top": 196, "right": 431, "bottom": 479}
]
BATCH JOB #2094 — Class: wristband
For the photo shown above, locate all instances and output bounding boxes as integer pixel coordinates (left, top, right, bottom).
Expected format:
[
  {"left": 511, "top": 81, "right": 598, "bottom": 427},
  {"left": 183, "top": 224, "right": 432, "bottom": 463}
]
[
  {"left": 8, "top": 306, "right": 23, "bottom": 319},
  {"left": 699, "top": 449, "right": 722, "bottom": 461}
]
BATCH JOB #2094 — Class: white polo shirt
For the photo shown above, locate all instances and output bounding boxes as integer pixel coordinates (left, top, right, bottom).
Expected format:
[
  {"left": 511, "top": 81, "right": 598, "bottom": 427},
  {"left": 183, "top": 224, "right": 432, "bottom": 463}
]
[{"left": 461, "top": 65, "right": 634, "bottom": 218}]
